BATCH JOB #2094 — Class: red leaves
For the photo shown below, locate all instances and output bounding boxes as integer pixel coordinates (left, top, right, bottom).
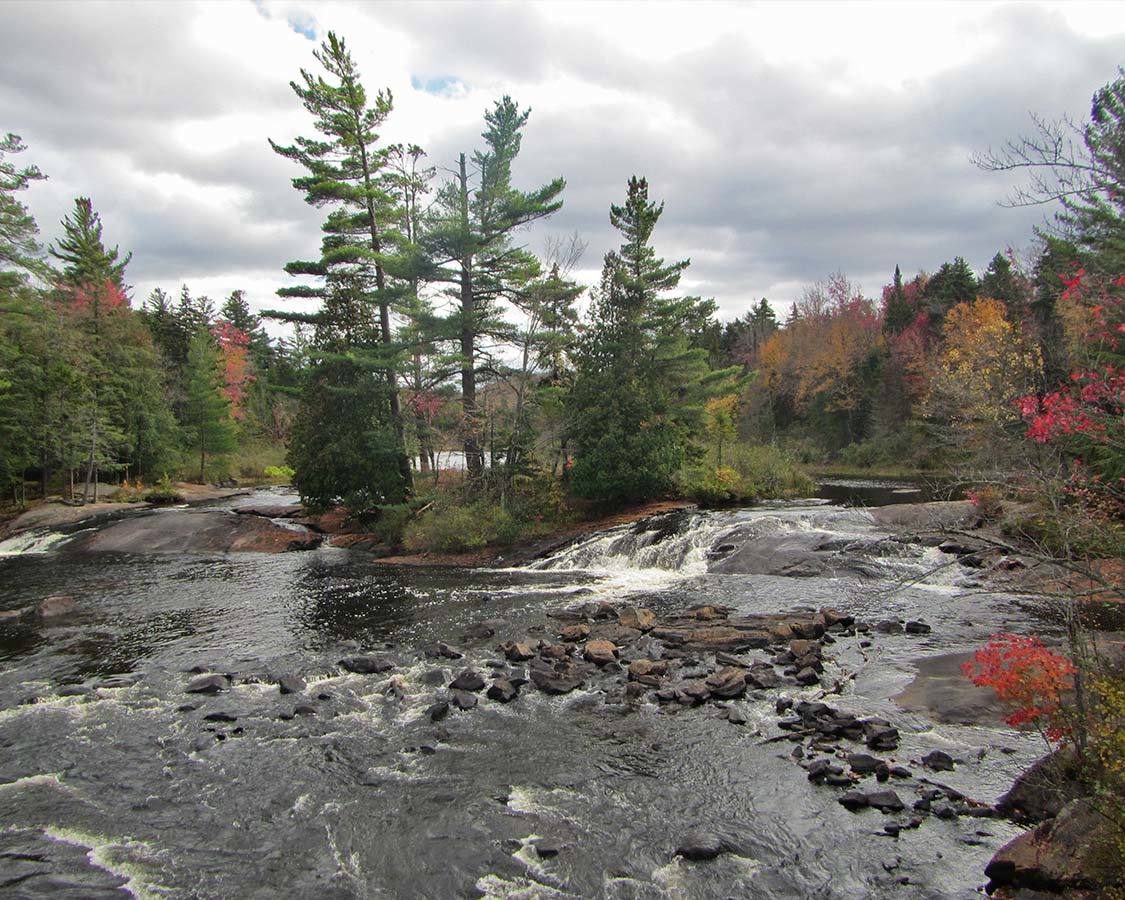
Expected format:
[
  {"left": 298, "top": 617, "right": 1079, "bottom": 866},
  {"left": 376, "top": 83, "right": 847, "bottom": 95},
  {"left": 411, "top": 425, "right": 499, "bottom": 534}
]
[
  {"left": 60, "top": 278, "right": 128, "bottom": 316},
  {"left": 407, "top": 391, "right": 443, "bottom": 422},
  {"left": 962, "top": 634, "right": 1076, "bottom": 742},
  {"left": 211, "top": 321, "right": 253, "bottom": 419}
]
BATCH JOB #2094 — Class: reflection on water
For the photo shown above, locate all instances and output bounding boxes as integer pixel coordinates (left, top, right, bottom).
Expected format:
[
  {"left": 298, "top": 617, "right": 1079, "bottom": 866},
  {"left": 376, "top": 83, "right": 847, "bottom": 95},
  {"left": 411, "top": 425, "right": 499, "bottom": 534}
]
[{"left": 815, "top": 475, "right": 966, "bottom": 507}]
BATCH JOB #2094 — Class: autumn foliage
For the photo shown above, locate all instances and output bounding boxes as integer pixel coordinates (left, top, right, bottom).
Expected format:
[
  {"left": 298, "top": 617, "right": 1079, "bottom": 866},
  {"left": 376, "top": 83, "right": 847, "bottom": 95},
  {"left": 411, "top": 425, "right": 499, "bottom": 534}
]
[
  {"left": 211, "top": 320, "right": 254, "bottom": 419},
  {"left": 962, "top": 633, "right": 1077, "bottom": 742}
]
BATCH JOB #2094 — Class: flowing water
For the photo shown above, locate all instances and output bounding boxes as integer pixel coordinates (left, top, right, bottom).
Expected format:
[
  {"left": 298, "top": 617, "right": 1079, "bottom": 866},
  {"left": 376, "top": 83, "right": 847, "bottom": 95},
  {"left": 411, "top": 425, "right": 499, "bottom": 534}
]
[{"left": 0, "top": 487, "right": 1049, "bottom": 898}]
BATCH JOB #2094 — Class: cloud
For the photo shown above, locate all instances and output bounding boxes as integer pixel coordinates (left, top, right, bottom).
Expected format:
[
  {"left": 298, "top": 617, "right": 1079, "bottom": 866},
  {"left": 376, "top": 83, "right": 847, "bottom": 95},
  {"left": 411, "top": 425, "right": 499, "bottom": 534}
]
[{"left": 2, "top": 0, "right": 1124, "bottom": 334}]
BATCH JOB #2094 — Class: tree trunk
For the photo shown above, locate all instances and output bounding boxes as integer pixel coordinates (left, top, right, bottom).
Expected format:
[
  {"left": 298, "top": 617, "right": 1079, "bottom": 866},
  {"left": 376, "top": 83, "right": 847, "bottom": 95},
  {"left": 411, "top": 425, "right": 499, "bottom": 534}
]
[
  {"left": 82, "top": 404, "right": 97, "bottom": 504},
  {"left": 458, "top": 154, "right": 484, "bottom": 481},
  {"left": 357, "top": 125, "right": 412, "bottom": 496}
]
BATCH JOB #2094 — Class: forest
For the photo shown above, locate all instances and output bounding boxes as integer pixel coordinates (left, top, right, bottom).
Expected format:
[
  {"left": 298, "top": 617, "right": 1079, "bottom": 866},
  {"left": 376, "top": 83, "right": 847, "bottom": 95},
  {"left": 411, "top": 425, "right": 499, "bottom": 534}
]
[{"left": 0, "top": 34, "right": 1121, "bottom": 556}]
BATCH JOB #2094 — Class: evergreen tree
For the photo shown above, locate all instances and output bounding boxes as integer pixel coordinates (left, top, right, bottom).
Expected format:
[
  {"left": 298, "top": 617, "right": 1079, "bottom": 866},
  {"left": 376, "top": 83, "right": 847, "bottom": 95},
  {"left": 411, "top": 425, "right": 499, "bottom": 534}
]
[
  {"left": 49, "top": 197, "right": 130, "bottom": 290},
  {"left": 426, "top": 96, "right": 565, "bottom": 480},
  {"left": 980, "top": 251, "right": 1029, "bottom": 316},
  {"left": 883, "top": 264, "right": 914, "bottom": 333},
  {"left": 270, "top": 31, "right": 412, "bottom": 491},
  {"left": 923, "top": 256, "right": 978, "bottom": 324},
  {"left": 567, "top": 177, "right": 735, "bottom": 503},
  {"left": 182, "top": 330, "right": 237, "bottom": 482},
  {"left": 0, "top": 133, "right": 48, "bottom": 286}
]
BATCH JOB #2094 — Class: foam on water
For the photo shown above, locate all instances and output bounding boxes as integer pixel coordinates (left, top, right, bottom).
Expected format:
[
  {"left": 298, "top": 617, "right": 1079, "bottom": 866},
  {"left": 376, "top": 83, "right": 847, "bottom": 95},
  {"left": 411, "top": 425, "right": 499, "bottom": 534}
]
[
  {"left": 0, "top": 529, "right": 70, "bottom": 555},
  {"left": 0, "top": 772, "right": 70, "bottom": 793},
  {"left": 43, "top": 826, "right": 168, "bottom": 899}
]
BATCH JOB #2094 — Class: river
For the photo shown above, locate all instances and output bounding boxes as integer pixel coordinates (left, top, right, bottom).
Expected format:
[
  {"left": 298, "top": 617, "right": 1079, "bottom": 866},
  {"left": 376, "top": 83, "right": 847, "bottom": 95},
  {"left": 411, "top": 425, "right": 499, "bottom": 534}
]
[{"left": 0, "top": 483, "right": 1048, "bottom": 898}]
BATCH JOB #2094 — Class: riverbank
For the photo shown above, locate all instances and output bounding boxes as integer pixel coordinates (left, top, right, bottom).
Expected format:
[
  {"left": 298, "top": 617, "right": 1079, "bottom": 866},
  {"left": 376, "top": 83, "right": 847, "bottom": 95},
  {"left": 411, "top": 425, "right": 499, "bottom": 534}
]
[{"left": 0, "top": 482, "right": 250, "bottom": 541}]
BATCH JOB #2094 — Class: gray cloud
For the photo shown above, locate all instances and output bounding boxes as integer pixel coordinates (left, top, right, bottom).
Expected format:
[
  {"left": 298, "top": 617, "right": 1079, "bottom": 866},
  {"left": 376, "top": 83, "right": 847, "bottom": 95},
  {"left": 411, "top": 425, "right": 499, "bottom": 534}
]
[{"left": 2, "top": 0, "right": 1123, "bottom": 327}]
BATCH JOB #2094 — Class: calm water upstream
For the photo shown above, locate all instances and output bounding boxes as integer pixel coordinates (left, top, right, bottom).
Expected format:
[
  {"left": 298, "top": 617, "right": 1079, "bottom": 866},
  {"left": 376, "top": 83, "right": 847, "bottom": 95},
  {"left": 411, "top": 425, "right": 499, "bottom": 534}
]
[{"left": 0, "top": 485, "right": 1047, "bottom": 898}]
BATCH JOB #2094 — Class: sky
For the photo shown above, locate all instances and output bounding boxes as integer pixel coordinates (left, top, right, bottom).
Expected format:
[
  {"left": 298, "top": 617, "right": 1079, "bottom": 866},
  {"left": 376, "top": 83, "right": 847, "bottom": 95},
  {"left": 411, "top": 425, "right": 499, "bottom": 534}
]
[{"left": 2, "top": 0, "right": 1124, "bottom": 332}]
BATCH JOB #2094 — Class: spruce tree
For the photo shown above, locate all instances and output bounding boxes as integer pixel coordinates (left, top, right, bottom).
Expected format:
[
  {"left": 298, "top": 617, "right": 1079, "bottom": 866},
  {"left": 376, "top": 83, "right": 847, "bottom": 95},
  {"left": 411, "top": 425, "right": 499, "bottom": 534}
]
[
  {"left": 883, "top": 264, "right": 914, "bottom": 333},
  {"left": 923, "top": 256, "right": 978, "bottom": 324},
  {"left": 270, "top": 31, "right": 412, "bottom": 492},
  {"left": 182, "top": 330, "right": 238, "bottom": 482},
  {"left": 567, "top": 177, "right": 735, "bottom": 503},
  {"left": 979, "top": 251, "right": 1029, "bottom": 317}
]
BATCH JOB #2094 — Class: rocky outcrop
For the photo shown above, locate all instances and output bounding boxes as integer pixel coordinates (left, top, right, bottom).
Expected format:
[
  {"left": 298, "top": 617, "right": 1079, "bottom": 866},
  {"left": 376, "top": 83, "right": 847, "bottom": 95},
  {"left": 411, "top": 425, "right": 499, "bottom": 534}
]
[
  {"left": 995, "top": 749, "right": 1087, "bottom": 825},
  {"left": 68, "top": 509, "right": 321, "bottom": 554},
  {"left": 986, "top": 799, "right": 1122, "bottom": 896}
]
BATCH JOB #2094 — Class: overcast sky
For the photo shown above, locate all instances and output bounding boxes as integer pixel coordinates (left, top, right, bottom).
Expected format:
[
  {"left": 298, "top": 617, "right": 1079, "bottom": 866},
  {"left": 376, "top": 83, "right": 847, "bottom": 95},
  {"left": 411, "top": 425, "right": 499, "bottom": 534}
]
[{"left": 3, "top": 0, "right": 1124, "bottom": 330}]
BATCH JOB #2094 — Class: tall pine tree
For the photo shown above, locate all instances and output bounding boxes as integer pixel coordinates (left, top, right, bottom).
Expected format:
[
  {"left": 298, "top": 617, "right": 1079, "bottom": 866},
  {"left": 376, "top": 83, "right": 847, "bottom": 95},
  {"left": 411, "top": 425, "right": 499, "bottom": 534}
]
[
  {"left": 270, "top": 31, "right": 412, "bottom": 493},
  {"left": 567, "top": 177, "right": 735, "bottom": 503},
  {"left": 426, "top": 97, "right": 565, "bottom": 480}
]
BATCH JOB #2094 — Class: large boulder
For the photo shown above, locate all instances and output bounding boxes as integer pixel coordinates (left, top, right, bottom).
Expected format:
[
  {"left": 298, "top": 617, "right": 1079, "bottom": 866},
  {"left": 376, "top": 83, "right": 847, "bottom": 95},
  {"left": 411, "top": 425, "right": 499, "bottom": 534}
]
[
  {"left": 675, "top": 830, "right": 729, "bottom": 861},
  {"left": 986, "top": 799, "right": 1122, "bottom": 895},
  {"left": 996, "top": 749, "right": 1088, "bottom": 824}
]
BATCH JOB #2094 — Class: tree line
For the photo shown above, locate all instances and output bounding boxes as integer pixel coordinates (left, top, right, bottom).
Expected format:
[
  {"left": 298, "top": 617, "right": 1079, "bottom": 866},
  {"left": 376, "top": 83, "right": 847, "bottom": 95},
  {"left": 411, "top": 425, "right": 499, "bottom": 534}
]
[
  {"left": 0, "top": 151, "right": 303, "bottom": 501},
  {"left": 2, "top": 34, "right": 1121, "bottom": 525}
]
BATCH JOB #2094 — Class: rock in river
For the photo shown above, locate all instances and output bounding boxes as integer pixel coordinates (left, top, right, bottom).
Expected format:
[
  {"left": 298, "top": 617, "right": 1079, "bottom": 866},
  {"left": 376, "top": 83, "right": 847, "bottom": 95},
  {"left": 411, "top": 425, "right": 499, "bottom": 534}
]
[
  {"left": 866, "top": 790, "right": 905, "bottom": 812},
  {"left": 36, "top": 595, "right": 79, "bottom": 619},
  {"left": 921, "top": 749, "right": 955, "bottom": 771},
  {"left": 186, "top": 674, "right": 230, "bottom": 694},
  {"left": 277, "top": 675, "right": 306, "bottom": 695},
  {"left": 705, "top": 667, "right": 748, "bottom": 699},
  {"left": 449, "top": 669, "right": 486, "bottom": 692},
  {"left": 339, "top": 655, "right": 394, "bottom": 675},
  {"left": 451, "top": 691, "right": 478, "bottom": 710},
  {"left": 583, "top": 640, "right": 618, "bottom": 666},
  {"left": 676, "top": 830, "right": 728, "bottom": 861},
  {"left": 486, "top": 679, "right": 518, "bottom": 703}
]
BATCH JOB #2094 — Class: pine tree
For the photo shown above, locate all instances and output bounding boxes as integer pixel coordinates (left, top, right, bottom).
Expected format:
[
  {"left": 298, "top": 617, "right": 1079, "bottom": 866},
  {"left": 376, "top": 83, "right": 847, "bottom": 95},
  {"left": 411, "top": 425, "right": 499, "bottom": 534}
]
[
  {"left": 567, "top": 177, "right": 735, "bottom": 503},
  {"left": 50, "top": 197, "right": 130, "bottom": 290},
  {"left": 182, "top": 330, "right": 238, "bottom": 482},
  {"left": 50, "top": 197, "right": 132, "bottom": 500},
  {"left": 0, "top": 133, "right": 48, "bottom": 286},
  {"left": 270, "top": 31, "right": 412, "bottom": 491},
  {"left": 426, "top": 96, "right": 565, "bottom": 480}
]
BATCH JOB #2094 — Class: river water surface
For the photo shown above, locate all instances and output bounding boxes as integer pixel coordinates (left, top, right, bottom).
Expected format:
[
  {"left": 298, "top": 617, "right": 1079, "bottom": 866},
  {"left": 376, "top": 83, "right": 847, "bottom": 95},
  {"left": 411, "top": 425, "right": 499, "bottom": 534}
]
[{"left": 0, "top": 485, "right": 1048, "bottom": 898}]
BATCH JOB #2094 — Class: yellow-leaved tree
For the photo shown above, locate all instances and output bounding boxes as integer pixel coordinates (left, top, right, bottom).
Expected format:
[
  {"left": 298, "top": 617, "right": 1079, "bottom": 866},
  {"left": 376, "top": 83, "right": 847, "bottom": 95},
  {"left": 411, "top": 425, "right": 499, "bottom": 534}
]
[{"left": 923, "top": 297, "right": 1041, "bottom": 453}]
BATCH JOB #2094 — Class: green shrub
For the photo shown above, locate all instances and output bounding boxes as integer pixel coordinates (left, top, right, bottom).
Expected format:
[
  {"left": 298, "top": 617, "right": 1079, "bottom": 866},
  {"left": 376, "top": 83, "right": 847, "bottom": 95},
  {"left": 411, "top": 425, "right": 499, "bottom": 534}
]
[
  {"left": 143, "top": 475, "right": 185, "bottom": 505},
  {"left": 263, "top": 465, "right": 295, "bottom": 482},
  {"left": 727, "top": 444, "right": 815, "bottom": 498},
  {"left": 679, "top": 446, "right": 813, "bottom": 506},
  {"left": 680, "top": 466, "right": 745, "bottom": 506},
  {"left": 403, "top": 500, "right": 518, "bottom": 553},
  {"left": 370, "top": 503, "right": 413, "bottom": 548},
  {"left": 837, "top": 438, "right": 884, "bottom": 469}
]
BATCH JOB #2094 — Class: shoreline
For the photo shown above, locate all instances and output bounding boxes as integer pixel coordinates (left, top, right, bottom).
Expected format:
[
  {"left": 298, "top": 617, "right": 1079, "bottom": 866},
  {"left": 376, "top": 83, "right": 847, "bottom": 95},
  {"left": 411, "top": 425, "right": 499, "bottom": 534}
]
[{"left": 0, "top": 483, "right": 252, "bottom": 542}]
